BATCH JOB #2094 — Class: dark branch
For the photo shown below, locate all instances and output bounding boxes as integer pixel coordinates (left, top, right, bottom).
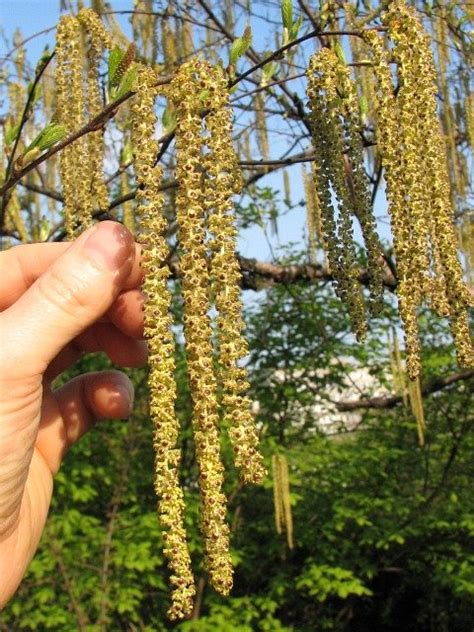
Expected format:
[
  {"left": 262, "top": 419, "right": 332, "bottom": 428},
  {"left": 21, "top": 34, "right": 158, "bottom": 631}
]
[{"left": 336, "top": 369, "right": 474, "bottom": 412}]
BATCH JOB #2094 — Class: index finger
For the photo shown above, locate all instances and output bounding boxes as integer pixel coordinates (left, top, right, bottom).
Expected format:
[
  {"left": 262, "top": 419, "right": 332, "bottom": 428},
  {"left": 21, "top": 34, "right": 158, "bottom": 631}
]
[{"left": 0, "top": 239, "right": 144, "bottom": 311}]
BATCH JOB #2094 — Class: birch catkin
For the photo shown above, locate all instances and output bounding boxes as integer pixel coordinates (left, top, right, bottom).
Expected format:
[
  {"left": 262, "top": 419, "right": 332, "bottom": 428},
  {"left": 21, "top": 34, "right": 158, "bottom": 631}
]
[
  {"left": 363, "top": 2, "right": 473, "bottom": 378},
  {"left": 131, "top": 64, "right": 195, "bottom": 620},
  {"left": 168, "top": 58, "right": 234, "bottom": 597}
]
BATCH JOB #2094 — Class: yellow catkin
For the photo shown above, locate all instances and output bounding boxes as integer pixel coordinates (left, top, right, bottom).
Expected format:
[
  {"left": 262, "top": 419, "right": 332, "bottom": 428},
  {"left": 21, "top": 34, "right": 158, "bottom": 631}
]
[
  {"left": 168, "top": 59, "right": 233, "bottom": 596},
  {"left": 279, "top": 455, "right": 294, "bottom": 550},
  {"left": 458, "top": 217, "right": 474, "bottom": 287},
  {"left": 389, "top": 329, "right": 408, "bottom": 407},
  {"left": 255, "top": 92, "right": 269, "bottom": 160},
  {"left": 55, "top": 15, "right": 86, "bottom": 237},
  {"left": 13, "top": 29, "right": 25, "bottom": 78},
  {"left": 306, "top": 47, "right": 385, "bottom": 339},
  {"left": 272, "top": 455, "right": 294, "bottom": 549},
  {"left": 42, "top": 71, "right": 58, "bottom": 216},
  {"left": 6, "top": 189, "right": 28, "bottom": 243},
  {"left": 131, "top": 64, "right": 195, "bottom": 620},
  {"left": 204, "top": 63, "right": 266, "bottom": 486},
  {"left": 391, "top": 3, "right": 473, "bottom": 370},
  {"left": 132, "top": 0, "right": 157, "bottom": 63},
  {"left": 162, "top": 19, "right": 177, "bottom": 71},
  {"left": 181, "top": 19, "right": 194, "bottom": 59},
  {"left": 302, "top": 164, "right": 320, "bottom": 265},
  {"left": 408, "top": 376, "right": 426, "bottom": 447},
  {"left": 364, "top": 6, "right": 473, "bottom": 378},
  {"left": 78, "top": 8, "right": 112, "bottom": 214},
  {"left": 362, "top": 29, "right": 420, "bottom": 377},
  {"left": 120, "top": 170, "right": 135, "bottom": 234},
  {"left": 283, "top": 169, "right": 291, "bottom": 203},
  {"left": 465, "top": 93, "right": 474, "bottom": 152},
  {"left": 272, "top": 455, "right": 283, "bottom": 535}
]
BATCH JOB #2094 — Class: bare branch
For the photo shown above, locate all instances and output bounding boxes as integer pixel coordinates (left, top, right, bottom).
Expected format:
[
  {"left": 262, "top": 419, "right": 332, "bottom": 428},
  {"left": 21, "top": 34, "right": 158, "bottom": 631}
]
[{"left": 336, "top": 369, "right": 474, "bottom": 412}]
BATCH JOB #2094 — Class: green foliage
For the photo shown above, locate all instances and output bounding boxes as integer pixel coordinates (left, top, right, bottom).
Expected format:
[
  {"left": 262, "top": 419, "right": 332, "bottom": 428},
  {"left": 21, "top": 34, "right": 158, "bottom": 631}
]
[
  {"left": 3, "top": 274, "right": 473, "bottom": 631},
  {"left": 229, "top": 25, "right": 252, "bottom": 66},
  {"left": 26, "top": 121, "right": 66, "bottom": 152}
]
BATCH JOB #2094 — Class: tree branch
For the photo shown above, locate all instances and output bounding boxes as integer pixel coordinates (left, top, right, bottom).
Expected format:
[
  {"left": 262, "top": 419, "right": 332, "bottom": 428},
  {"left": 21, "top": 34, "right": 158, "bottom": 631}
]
[
  {"left": 167, "top": 254, "right": 398, "bottom": 292},
  {"left": 335, "top": 369, "right": 474, "bottom": 412}
]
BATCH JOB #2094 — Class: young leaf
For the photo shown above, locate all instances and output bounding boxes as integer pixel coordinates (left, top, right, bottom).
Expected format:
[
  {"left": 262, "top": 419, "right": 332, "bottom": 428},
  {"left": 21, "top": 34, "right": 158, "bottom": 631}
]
[
  {"left": 26, "top": 122, "right": 66, "bottom": 152},
  {"left": 112, "top": 66, "right": 138, "bottom": 101},
  {"left": 19, "top": 146, "right": 41, "bottom": 168},
  {"left": 289, "top": 15, "right": 303, "bottom": 41},
  {"left": 5, "top": 122, "right": 21, "bottom": 146},
  {"left": 229, "top": 25, "right": 252, "bottom": 65},
  {"left": 26, "top": 81, "right": 42, "bottom": 108},
  {"left": 261, "top": 61, "right": 278, "bottom": 87},
  {"left": 281, "top": 0, "right": 293, "bottom": 30},
  {"left": 333, "top": 42, "right": 346, "bottom": 65}
]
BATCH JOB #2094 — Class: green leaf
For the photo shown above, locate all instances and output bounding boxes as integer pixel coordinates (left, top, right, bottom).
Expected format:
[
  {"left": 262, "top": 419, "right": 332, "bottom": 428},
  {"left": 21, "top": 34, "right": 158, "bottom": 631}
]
[
  {"left": 27, "top": 122, "right": 66, "bottom": 152},
  {"left": 5, "top": 121, "right": 21, "bottom": 146},
  {"left": 289, "top": 14, "right": 303, "bottom": 40},
  {"left": 112, "top": 66, "right": 138, "bottom": 101},
  {"left": 26, "top": 80, "right": 42, "bottom": 107},
  {"left": 334, "top": 41, "right": 346, "bottom": 65},
  {"left": 281, "top": 0, "right": 293, "bottom": 30},
  {"left": 229, "top": 25, "right": 252, "bottom": 65},
  {"left": 261, "top": 61, "right": 278, "bottom": 86}
]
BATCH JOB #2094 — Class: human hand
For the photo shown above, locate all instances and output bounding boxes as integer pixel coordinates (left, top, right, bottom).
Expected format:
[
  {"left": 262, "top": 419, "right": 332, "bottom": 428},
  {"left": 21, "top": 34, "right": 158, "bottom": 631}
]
[{"left": 0, "top": 221, "right": 147, "bottom": 607}]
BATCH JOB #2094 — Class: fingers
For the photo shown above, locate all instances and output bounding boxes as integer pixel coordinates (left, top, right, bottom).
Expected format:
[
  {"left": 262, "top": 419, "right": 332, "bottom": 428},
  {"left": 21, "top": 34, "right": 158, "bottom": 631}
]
[
  {"left": 0, "top": 233, "right": 144, "bottom": 312},
  {"left": 37, "top": 371, "right": 134, "bottom": 475},
  {"left": 1, "top": 222, "right": 137, "bottom": 378},
  {"left": 108, "top": 288, "right": 145, "bottom": 339},
  {"left": 45, "top": 323, "right": 148, "bottom": 382}
]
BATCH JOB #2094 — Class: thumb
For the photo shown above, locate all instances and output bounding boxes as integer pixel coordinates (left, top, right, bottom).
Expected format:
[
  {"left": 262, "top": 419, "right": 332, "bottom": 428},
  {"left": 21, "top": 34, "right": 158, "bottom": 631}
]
[{"left": 2, "top": 221, "right": 135, "bottom": 377}]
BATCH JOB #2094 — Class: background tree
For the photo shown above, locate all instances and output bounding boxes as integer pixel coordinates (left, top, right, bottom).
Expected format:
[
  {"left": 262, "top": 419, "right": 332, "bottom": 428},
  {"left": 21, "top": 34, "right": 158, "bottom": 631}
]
[{"left": 0, "top": 0, "right": 473, "bottom": 630}]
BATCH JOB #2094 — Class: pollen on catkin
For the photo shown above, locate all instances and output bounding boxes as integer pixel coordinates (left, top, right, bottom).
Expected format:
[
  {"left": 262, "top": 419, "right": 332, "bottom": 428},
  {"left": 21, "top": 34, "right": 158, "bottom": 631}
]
[
  {"left": 204, "top": 64, "right": 266, "bottom": 486},
  {"left": 55, "top": 15, "right": 86, "bottom": 238},
  {"left": 302, "top": 163, "right": 322, "bottom": 266},
  {"left": 131, "top": 64, "right": 195, "bottom": 620},
  {"left": 56, "top": 9, "right": 112, "bottom": 238},
  {"left": 78, "top": 8, "right": 112, "bottom": 214},
  {"left": 306, "top": 47, "right": 385, "bottom": 340},
  {"left": 168, "top": 58, "right": 234, "bottom": 596},
  {"left": 363, "top": 2, "right": 473, "bottom": 378}
]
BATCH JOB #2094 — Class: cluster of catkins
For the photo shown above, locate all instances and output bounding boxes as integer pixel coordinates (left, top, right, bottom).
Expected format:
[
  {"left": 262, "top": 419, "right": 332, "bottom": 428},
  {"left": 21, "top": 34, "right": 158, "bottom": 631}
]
[
  {"left": 54, "top": 10, "right": 265, "bottom": 620},
  {"left": 306, "top": 1, "right": 473, "bottom": 379},
  {"left": 130, "top": 59, "right": 265, "bottom": 618},
  {"left": 55, "top": 9, "right": 112, "bottom": 237},
  {"left": 306, "top": 46, "right": 385, "bottom": 341},
  {"left": 50, "top": 1, "right": 473, "bottom": 617}
]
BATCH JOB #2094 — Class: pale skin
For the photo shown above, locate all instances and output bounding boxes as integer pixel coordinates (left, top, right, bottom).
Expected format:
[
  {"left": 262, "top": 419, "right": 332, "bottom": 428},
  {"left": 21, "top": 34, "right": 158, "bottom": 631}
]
[{"left": 0, "top": 221, "right": 147, "bottom": 607}]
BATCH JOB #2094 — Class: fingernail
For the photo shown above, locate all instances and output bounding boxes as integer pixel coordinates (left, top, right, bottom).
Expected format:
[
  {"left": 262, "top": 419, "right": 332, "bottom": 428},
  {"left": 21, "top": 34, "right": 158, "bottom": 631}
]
[{"left": 83, "top": 222, "right": 134, "bottom": 272}]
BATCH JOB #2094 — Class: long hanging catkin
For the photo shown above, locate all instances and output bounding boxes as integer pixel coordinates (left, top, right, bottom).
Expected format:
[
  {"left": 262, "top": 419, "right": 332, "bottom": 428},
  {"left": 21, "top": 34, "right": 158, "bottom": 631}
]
[
  {"left": 363, "top": 1, "right": 473, "bottom": 378},
  {"left": 131, "top": 64, "right": 195, "bottom": 620},
  {"left": 306, "top": 47, "right": 384, "bottom": 340},
  {"left": 55, "top": 15, "right": 86, "bottom": 237},
  {"left": 168, "top": 58, "right": 234, "bottom": 596}
]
